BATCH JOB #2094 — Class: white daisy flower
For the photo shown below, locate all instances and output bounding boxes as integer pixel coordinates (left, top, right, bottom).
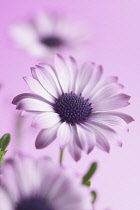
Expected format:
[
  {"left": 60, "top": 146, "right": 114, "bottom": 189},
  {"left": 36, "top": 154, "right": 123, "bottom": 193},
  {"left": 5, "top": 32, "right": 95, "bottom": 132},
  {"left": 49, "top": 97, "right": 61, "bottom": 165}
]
[
  {"left": 10, "top": 12, "right": 88, "bottom": 58},
  {"left": 12, "top": 55, "right": 134, "bottom": 161},
  {"left": 0, "top": 154, "right": 92, "bottom": 210}
]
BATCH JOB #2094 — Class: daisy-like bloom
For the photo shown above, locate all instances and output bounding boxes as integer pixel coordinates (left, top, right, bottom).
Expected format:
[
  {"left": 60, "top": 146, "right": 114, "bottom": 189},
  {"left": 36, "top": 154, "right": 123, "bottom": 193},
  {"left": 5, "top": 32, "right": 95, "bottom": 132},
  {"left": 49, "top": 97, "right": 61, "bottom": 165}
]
[
  {"left": 0, "top": 154, "right": 92, "bottom": 210},
  {"left": 12, "top": 55, "right": 134, "bottom": 161},
  {"left": 10, "top": 11, "right": 87, "bottom": 58}
]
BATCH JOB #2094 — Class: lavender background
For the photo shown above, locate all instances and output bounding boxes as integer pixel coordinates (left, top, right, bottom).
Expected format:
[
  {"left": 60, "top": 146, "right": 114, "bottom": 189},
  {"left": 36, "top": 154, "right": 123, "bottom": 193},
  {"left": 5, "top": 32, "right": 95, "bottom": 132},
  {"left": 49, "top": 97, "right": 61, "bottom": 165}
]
[{"left": 0, "top": 0, "right": 139, "bottom": 209}]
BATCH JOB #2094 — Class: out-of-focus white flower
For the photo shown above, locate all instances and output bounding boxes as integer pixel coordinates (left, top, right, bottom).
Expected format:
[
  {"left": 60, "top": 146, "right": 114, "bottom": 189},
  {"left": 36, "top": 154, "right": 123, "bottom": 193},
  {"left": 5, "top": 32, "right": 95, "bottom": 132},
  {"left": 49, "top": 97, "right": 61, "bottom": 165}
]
[
  {"left": 0, "top": 154, "right": 92, "bottom": 210},
  {"left": 10, "top": 12, "right": 88, "bottom": 58}
]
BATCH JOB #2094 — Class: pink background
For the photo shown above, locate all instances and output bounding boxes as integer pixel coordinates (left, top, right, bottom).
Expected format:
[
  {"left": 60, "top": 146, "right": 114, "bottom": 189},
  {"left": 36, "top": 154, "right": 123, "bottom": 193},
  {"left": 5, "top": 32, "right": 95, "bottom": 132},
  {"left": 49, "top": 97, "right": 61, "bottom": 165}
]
[{"left": 0, "top": 0, "right": 140, "bottom": 209}]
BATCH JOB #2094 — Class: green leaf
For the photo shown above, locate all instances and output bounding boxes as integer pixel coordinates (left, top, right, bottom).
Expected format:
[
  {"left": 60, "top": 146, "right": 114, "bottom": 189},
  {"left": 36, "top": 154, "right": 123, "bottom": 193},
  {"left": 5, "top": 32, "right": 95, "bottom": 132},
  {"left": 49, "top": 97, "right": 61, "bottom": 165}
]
[
  {"left": 0, "top": 150, "right": 7, "bottom": 163},
  {"left": 0, "top": 133, "right": 11, "bottom": 151},
  {"left": 82, "top": 162, "right": 98, "bottom": 184},
  {"left": 84, "top": 181, "right": 91, "bottom": 187},
  {"left": 91, "top": 191, "right": 97, "bottom": 203}
]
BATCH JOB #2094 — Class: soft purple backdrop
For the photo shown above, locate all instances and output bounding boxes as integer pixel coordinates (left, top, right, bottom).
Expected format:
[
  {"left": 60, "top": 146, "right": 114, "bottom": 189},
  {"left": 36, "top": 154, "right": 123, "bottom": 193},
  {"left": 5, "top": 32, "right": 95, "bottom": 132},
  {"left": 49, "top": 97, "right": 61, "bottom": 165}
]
[{"left": 0, "top": 0, "right": 139, "bottom": 209}]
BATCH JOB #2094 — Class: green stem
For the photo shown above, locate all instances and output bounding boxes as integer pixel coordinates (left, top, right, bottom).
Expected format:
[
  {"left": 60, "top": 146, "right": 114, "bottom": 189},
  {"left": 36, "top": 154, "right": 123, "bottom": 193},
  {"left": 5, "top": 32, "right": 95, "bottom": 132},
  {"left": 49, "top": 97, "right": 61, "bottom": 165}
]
[{"left": 59, "top": 149, "right": 64, "bottom": 166}]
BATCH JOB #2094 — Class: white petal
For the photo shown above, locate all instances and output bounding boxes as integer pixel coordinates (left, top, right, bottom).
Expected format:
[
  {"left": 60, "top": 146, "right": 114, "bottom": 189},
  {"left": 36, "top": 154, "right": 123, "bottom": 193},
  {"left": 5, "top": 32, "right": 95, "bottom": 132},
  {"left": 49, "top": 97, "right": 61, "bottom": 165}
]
[
  {"left": 32, "top": 112, "right": 60, "bottom": 128},
  {"left": 34, "top": 12, "right": 55, "bottom": 35},
  {"left": 24, "top": 76, "right": 54, "bottom": 103},
  {"left": 35, "top": 124, "right": 59, "bottom": 149},
  {"left": 13, "top": 156, "right": 41, "bottom": 197},
  {"left": 91, "top": 112, "right": 129, "bottom": 131},
  {"left": 68, "top": 127, "right": 82, "bottom": 161},
  {"left": 54, "top": 54, "right": 70, "bottom": 93},
  {"left": 12, "top": 93, "right": 44, "bottom": 105},
  {"left": 41, "top": 64, "right": 62, "bottom": 95},
  {"left": 0, "top": 188, "right": 13, "bottom": 210},
  {"left": 27, "top": 43, "right": 49, "bottom": 58},
  {"left": 57, "top": 122, "right": 72, "bottom": 149},
  {"left": 93, "top": 94, "right": 130, "bottom": 111},
  {"left": 75, "top": 62, "right": 95, "bottom": 95},
  {"left": 94, "top": 129, "right": 110, "bottom": 152},
  {"left": 89, "top": 75, "right": 118, "bottom": 99},
  {"left": 91, "top": 83, "right": 123, "bottom": 102},
  {"left": 76, "top": 124, "right": 95, "bottom": 154},
  {"left": 16, "top": 98, "right": 53, "bottom": 111},
  {"left": 35, "top": 65, "right": 59, "bottom": 98},
  {"left": 2, "top": 161, "right": 19, "bottom": 203},
  {"left": 103, "top": 112, "right": 134, "bottom": 124},
  {"left": 20, "top": 110, "right": 40, "bottom": 117},
  {"left": 89, "top": 120, "right": 122, "bottom": 147},
  {"left": 84, "top": 65, "right": 103, "bottom": 98},
  {"left": 66, "top": 56, "right": 78, "bottom": 92},
  {"left": 10, "top": 23, "right": 37, "bottom": 46}
]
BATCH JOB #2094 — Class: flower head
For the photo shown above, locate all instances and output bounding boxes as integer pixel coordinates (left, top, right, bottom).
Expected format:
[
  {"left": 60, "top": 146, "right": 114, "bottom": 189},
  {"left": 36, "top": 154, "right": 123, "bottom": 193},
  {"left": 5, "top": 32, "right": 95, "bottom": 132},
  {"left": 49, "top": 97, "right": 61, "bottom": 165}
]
[
  {"left": 0, "top": 154, "right": 92, "bottom": 210},
  {"left": 10, "top": 12, "right": 87, "bottom": 58},
  {"left": 12, "top": 55, "right": 134, "bottom": 161}
]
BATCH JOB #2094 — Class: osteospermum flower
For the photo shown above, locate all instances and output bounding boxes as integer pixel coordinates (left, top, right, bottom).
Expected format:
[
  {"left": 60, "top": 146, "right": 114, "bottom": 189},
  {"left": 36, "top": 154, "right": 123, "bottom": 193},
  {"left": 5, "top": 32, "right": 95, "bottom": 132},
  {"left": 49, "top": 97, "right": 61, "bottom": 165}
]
[
  {"left": 0, "top": 154, "right": 92, "bottom": 210},
  {"left": 12, "top": 55, "right": 133, "bottom": 161},
  {"left": 10, "top": 11, "right": 87, "bottom": 58}
]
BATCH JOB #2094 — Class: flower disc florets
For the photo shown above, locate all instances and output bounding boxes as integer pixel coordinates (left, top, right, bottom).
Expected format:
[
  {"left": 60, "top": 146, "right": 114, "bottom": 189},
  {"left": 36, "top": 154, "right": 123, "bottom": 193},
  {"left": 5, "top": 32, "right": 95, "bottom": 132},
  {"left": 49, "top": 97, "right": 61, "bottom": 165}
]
[
  {"left": 54, "top": 92, "right": 92, "bottom": 125},
  {"left": 40, "top": 36, "right": 64, "bottom": 48},
  {"left": 15, "top": 196, "right": 53, "bottom": 210}
]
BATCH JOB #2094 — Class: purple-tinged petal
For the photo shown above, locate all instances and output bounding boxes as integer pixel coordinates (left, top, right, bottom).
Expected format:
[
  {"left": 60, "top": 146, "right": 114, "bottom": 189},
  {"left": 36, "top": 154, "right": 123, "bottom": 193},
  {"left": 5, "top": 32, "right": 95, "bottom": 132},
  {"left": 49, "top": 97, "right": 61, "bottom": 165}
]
[
  {"left": 23, "top": 76, "right": 54, "bottom": 103},
  {"left": 16, "top": 98, "right": 53, "bottom": 112},
  {"left": 76, "top": 124, "right": 95, "bottom": 154},
  {"left": 89, "top": 76, "right": 118, "bottom": 98},
  {"left": 83, "top": 64, "right": 103, "bottom": 98},
  {"left": 89, "top": 120, "right": 122, "bottom": 147},
  {"left": 91, "top": 83, "right": 123, "bottom": 102},
  {"left": 31, "top": 67, "right": 38, "bottom": 81},
  {"left": 75, "top": 62, "right": 95, "bottom": 95},
  {"left": 32, "top": 112, "right": 60, "bottom": 129},
  {"left": 12, "top": 93, "right": 50, "bottom": 105},
  {"left": 35, "top": 65, "right": 60, "bottom": 98},
  {"left": 35, "top": 125, "right": 59, "bottom": 149},
  {"left": 66, "top": 56, "right": 78, "bottom": 92},
  {"left": 40, "top": 64, "right": 62, "bottom": 95},
  {"left": 68, "top": 128, "right": 82, "bottom": 161},
  {"left": 93, "top": 94, "right": 130, "bottom": 111},
  {"left": 20, "top": 110, "right": 42, "bottom": 117},
  {"left": 54, "top": 54, "right": 70, "bottom": 93},
  {"left": 57, "top": 122, "right": 72, "bottom": 149},
  {"left": 91, "top": 112, "right": 129, "bottom": 132},
  {"left": 94, "top": 130, "right": 110, "bottom": 153},
  {"left": 103, "top": 112, "right": 134, "bottom": 124}
]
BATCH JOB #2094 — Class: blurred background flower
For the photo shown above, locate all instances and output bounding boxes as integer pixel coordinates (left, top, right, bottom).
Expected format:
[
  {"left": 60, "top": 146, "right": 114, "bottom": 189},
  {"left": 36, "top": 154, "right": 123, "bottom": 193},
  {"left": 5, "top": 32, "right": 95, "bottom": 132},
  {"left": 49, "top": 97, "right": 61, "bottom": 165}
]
[
  {"left": 10, "top": 11, "right": 88, "bottom": 59},
  {"left": 0, "top": 154, "right": 92, "bottom": 210}
]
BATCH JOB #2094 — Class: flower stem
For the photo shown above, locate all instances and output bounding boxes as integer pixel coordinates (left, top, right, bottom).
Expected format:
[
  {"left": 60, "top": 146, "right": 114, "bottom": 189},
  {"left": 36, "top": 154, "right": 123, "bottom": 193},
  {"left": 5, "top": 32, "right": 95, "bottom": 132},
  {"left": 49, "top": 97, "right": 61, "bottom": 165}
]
[{"left": 59, "top": 149, "right": 64, "bottom": 166}]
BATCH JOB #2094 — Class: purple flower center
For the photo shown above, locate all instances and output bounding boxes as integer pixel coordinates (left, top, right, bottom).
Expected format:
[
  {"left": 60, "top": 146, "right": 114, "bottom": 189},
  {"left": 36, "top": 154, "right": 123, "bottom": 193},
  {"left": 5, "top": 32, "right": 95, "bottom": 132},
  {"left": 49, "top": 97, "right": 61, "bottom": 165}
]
[
  {"left": 54, "top": 92, "right": 92, "bottom": 125},
  {"left": 15, "top": 196, "right": 53, "bottom": 210},
  {"left": 40, "top": 35, "right": 64, "bottom": 48}
]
